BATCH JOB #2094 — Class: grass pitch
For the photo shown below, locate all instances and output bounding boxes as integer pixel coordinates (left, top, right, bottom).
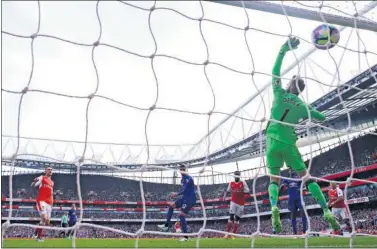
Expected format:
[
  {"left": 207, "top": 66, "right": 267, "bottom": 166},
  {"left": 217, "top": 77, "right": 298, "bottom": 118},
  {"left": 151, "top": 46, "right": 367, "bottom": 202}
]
[{"left": 3, "top": 236, "right": 377, "bottom": 248}]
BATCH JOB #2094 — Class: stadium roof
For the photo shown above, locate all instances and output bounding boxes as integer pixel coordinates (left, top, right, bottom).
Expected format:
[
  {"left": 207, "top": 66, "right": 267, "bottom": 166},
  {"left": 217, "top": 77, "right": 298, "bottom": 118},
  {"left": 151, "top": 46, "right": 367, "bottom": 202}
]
[{"left": 2, "top": 64, "right": 376, "bottom": 171}]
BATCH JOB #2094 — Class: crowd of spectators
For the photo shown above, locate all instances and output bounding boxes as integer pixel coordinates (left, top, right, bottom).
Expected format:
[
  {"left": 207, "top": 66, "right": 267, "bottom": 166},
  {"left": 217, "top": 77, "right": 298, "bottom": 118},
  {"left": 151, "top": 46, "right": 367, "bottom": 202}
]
[
  {"left": 2, "top": 167, "right": 377, "bottom": 205},
  {"left": 3, "top": 208, "right": 377, "bottom": 238},
  {"left": 2, "top": 133, "right": 377, "bottom": 239},
  {"left": 308, "top": 133, "right": 377, "bottom": 176},
  {"left": 2, "top": 183, "right": 376, "bottom": 222},
  {"left": 2, "top": 134, "right": 376, "bottom": 203}
]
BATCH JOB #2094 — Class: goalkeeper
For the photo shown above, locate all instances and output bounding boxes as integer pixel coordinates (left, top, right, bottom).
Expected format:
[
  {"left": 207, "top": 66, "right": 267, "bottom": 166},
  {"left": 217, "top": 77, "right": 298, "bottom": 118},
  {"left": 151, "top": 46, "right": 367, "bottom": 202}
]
[{"left": 266, "top": 37, "right": 340, "bottom": 233}]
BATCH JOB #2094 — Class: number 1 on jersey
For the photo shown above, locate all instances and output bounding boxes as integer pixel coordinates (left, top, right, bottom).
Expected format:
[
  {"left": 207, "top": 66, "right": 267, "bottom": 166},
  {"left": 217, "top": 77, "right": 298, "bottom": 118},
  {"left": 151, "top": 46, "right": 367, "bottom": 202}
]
[{"left": 280, "top": 109, "right": 290, "bottom": 122}]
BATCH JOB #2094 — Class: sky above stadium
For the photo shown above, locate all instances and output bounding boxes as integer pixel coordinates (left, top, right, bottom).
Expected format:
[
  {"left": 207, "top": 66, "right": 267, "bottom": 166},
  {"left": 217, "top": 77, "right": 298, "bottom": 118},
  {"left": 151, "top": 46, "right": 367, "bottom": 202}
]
[{"left": 2, "top": 1, "right": 377, "bottom": 181}]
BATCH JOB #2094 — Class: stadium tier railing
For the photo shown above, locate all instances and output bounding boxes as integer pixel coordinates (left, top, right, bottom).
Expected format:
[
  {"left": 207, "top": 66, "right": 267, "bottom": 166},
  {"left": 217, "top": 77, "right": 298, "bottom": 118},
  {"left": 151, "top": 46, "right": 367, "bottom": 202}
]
[
  {"left": 2, "top": 195, "right": 374, "bottom": 223},
  {"left": 2, "top": 163, "right": 376, "bottom": 207}
]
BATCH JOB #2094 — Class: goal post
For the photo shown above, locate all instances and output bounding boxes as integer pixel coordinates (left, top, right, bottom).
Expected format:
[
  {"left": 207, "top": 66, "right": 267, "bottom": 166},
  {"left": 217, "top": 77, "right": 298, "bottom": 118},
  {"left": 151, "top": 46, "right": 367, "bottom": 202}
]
[{"left": 208, "top": 1, "right": 377, "bottom": 32}]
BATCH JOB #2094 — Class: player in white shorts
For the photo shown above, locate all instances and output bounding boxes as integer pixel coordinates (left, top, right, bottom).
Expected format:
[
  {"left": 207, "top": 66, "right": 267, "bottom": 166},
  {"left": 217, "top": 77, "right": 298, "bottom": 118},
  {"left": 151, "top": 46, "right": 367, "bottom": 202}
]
[
  {"left": 31, "top": 167, "right": 54, "bottom": 241},
  {"left": 328, "top": 182, "right": 351, "bottom": 233},
  {"left": 223, "top": 171, "right": 250, "bottom": 239}
]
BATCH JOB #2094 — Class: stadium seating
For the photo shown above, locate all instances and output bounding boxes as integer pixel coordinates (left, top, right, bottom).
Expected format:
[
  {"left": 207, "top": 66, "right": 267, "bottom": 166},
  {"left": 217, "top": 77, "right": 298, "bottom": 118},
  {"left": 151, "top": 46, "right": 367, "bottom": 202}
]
[{"left": 2, "top": 132, "right": 377, "bottom": 238}]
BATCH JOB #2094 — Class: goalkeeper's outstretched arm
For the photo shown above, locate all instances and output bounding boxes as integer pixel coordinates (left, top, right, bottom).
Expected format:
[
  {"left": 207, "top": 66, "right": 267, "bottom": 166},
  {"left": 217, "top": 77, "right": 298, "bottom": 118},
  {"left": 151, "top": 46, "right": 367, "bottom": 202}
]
[
  {"left": 272, "top": 37, "right": 300, "bottom": 96},
  {"left": 271, "top": 46, "right": 286, "bottom": 95},
  {"left": 309, "top": 105, "right": 326, "bottom": 121}
]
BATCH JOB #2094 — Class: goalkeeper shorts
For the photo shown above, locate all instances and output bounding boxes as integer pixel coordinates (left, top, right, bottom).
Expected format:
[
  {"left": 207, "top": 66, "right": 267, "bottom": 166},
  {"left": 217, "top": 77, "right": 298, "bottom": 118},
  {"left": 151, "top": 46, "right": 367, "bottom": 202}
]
[{"left": 266, "top": 137, "right": 306, "bottom": 175}]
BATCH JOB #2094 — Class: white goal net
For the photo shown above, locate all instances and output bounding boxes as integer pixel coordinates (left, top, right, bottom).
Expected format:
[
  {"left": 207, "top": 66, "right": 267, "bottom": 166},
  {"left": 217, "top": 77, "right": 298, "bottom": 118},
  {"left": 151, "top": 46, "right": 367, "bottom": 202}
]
[{"left": 2, "top": 1, "right": 377, "bottom": 248}]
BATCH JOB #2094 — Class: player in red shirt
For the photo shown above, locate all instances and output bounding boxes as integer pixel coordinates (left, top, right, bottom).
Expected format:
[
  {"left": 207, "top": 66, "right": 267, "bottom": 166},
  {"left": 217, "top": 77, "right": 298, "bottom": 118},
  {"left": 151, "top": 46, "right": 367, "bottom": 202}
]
[
  {"left": 175, "top": 221, "right": 182, "bottom": 233},
  {"left": 223, "top": 171, "right": 250, "bottom": 239},
  {"left": 328, "top": 182, "right": 350, "bottom": 234},
  {"left": 31, "top": 167, "right": 54, "bottom": 242}
]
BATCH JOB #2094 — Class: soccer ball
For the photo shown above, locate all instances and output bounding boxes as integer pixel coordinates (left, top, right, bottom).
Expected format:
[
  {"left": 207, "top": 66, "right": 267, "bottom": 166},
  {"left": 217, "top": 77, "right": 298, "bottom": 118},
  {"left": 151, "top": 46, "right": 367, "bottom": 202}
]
[{"left": 312, "top": 24, "right": 340, "bottom": 50}]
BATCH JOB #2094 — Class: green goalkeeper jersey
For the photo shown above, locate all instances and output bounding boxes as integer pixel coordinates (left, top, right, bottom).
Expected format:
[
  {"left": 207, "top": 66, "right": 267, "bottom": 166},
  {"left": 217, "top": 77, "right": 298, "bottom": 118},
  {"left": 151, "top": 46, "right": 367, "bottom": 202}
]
[{"left": 266, "top": 50, "right": 326, "bottom": 145}]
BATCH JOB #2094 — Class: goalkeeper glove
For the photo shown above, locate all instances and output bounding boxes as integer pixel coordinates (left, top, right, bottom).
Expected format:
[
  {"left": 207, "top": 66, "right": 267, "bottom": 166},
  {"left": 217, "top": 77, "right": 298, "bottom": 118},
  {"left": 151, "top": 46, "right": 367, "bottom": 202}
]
[{"left": 281, "top": 37, "right": 300, "bottom": 53}]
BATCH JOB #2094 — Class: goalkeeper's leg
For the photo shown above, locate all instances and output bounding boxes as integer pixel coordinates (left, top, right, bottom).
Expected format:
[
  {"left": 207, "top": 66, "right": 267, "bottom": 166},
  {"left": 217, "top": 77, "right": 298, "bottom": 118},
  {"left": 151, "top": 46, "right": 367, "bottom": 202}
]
[
  {"left": 266, "top": 138, "right": 284, "bottom": 233},
  {"left": 284, "top": 145, "right": 340, "bottom": 232}
]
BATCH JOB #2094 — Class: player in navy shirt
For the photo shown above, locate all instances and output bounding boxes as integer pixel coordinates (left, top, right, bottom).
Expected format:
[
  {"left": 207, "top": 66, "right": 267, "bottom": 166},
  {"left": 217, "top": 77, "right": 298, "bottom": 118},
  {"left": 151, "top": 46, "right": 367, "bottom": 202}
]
[
  {"left": 280, "top": 169, "right": 307, "bottom": 235},
  {"left": 158, "top": 164, "right": 196, "bottom": 241},
  {"left": 67, "top": 204, "right": 77, "bottom": 238}
]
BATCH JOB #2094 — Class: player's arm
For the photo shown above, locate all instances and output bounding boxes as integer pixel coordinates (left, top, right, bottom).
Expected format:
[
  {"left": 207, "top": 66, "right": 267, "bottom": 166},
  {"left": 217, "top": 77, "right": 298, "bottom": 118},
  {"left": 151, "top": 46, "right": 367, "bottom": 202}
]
[
  {"left": 242, "top": 181, "right": 252, "bottom": 199},
  {"left": 279, "top": 179, "right": 288, "bottom": 191},
  {"left": 308, "top": 105, "right": 326, "bottom": 121},
  {"left": 223, "top": 183, "right": 231, "bottom": 200},
  {"left": 272, "top": 37, "right": 300, "bottom": 96},
  {"left": 31, "top": 176, "right": 42, "bottom": 188},
  {"left": 242, "top": 181, "right": 251, "bottom": 194}
]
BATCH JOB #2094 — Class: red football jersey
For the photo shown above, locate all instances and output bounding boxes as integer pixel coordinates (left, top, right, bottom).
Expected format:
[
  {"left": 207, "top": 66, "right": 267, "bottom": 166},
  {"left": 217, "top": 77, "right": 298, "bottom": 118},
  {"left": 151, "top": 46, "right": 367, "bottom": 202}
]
[
  {"left": 175, "top": 222, "right": 181, "bottom": 230},
  {"left": 227, "top": 180, "right": 250, "bottom": 206},
  {"left": 34, "top": 175, "right": 54, "bottom": 205},
  {"left": 328, "top": 187, "right": 346, "bottom": 208}
]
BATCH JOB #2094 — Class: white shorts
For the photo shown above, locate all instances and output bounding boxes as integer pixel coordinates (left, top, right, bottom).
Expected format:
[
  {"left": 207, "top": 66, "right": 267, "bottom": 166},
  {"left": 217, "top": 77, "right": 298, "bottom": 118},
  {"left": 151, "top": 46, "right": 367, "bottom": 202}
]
[
  {"left": 332, "top": 207, "right": 349, "bottom": 220},
  {"left": 36, "top": 201, "right": 52, "bottom": 219},
  {"left": 229, "top": 201, "right": 244, "bottom": 217}
]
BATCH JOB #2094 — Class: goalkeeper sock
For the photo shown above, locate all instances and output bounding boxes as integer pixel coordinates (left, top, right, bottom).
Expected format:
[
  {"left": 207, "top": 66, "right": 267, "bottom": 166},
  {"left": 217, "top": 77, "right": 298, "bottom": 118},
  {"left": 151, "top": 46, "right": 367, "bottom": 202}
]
[
  {"left": 291, "top": 217, "right": 298, "bottom": 235},
  {"left": 179, "top": 214, "right": 188, "bottom": 233},
  {"left": 165, "top": 206, "right": 174, "bottom": 227},
  {"left": 268, "top": 182, "right": 279, "bottom": 207},
  {"left": 307, "top": 181, "right": 328, "bottom": 210}
]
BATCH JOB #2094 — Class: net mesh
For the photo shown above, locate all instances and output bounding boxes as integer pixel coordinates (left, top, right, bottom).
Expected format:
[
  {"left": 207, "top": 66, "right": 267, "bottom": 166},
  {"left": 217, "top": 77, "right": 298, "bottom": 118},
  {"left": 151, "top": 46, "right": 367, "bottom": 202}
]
[{"left": 2, "top": 0, "right": 377, "bottom": 248}]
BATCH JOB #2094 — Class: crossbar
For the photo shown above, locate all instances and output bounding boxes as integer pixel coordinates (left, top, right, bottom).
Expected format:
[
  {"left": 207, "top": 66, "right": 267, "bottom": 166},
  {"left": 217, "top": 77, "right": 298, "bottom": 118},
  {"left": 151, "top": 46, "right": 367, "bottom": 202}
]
[{"left": 209, "top": 1, "right": 377, "bottom": 32}]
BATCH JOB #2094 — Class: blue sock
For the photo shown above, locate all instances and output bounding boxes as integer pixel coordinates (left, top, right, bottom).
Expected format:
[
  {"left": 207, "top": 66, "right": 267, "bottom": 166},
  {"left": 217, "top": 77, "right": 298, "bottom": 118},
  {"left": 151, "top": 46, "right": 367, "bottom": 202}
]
[
  {"left": 302, "top": 214, "right": 307, "bottom": 233},
  {"left": 165, "top": 206, "right": 173, "bottom": 227},
  {"left": 179, "top": 214, "right": 188, "bottom": 233},
  {"left": 291, "top": 216, "right": 298, "bottom": 235}
]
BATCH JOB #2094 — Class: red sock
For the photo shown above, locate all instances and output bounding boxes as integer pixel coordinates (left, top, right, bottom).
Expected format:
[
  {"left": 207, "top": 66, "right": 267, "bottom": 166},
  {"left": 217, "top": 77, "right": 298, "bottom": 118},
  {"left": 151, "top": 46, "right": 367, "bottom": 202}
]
[
  {"left": 233, "top": 223, "right": 239, "bottom": 234},
  {"left": 37, "top": 228, "right": 43, "bottom": 238},
  {"left": 226, "top": 222, "right": 233, "bottom": 232}
]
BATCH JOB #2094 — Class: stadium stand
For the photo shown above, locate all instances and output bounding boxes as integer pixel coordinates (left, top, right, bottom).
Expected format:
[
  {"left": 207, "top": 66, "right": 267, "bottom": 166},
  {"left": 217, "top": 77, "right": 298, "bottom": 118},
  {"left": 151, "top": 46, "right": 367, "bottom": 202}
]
[{"left": 2, "top": 132, "right": 377, "bottom": 238}]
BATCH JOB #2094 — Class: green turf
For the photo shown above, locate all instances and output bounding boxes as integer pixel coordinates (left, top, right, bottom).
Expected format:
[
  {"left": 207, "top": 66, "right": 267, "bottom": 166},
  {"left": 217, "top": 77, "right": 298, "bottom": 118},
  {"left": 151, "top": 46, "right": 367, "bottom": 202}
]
[{"left": 3, "top": 237, "right": 377, "bottom": 248}]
